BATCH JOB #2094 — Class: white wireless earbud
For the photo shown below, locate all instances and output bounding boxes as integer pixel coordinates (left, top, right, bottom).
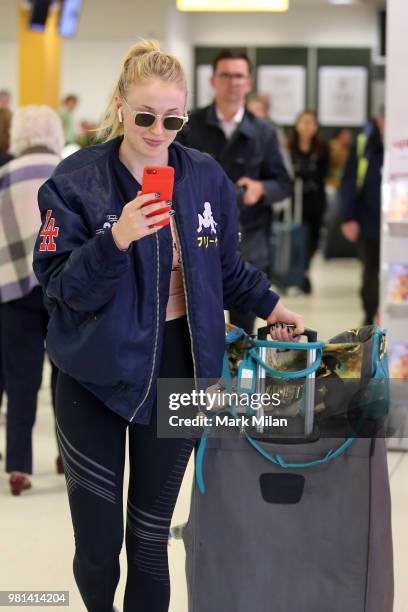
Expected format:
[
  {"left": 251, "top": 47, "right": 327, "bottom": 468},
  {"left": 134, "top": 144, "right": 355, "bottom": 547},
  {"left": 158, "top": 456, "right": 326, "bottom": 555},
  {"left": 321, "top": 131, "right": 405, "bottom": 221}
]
[{"left": 118, "top": 108, "right": 123, "bottom": 123}]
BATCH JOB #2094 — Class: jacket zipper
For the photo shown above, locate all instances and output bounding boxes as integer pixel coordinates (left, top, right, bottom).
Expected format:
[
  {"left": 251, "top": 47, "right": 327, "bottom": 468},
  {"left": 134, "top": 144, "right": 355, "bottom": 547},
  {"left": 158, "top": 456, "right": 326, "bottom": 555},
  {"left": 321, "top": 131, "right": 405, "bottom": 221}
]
[
  {"left": 172, "top": 219, "right": 198, "bottom": 387},
  {"left": 130, "top": 233, "right": 161, "bottom": 422}
]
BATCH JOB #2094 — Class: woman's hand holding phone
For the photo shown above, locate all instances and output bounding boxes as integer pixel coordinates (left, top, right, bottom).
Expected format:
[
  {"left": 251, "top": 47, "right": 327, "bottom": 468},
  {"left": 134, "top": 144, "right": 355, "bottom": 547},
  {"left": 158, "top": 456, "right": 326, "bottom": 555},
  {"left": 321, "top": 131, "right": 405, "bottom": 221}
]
[{"left": 112, "top": 191, "right": 173, "bottom": 250}]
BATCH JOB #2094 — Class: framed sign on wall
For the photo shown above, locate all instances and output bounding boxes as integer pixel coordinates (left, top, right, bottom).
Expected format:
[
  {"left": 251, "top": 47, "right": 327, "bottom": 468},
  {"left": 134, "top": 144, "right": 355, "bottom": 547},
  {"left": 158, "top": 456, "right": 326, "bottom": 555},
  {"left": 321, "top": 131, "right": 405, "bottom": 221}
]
[
  {"left": 257, "top": 65, "right": 306, "bottom": 125},
  {"left": 196, "top": 64, "right": 213, "bottom": 108},
  {"left": 318, "top": 66, "right": 368, "bottom": 127}
]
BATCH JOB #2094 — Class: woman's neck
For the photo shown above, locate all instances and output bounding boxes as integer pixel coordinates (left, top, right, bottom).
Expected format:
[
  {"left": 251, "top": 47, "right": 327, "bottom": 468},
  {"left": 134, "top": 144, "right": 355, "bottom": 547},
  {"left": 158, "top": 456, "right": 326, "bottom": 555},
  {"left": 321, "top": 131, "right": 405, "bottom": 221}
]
[
  {"left": 299, "top": 136, "right": 312, "bottom": 153},
  {"left": 119, "top": 138, "right": 169, "bottom": 183}
]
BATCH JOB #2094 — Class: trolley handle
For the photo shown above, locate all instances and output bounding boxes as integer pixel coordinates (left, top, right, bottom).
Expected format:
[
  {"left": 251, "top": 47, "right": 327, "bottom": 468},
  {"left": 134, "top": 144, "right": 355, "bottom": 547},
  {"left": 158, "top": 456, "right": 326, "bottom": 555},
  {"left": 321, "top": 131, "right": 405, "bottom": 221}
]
[{"left": 258, "top": 325, "right": 318, "bottom": 343}]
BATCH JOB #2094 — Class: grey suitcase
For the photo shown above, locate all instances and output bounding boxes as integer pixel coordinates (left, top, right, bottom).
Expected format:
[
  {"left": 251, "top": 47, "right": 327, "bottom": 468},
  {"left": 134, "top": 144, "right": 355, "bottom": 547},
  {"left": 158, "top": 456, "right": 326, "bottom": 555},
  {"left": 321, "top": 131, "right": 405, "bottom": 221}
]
[
  {"left": 269, "top": 179, "right": 308, "bottom": 289},
  {"left": 175, "top": 327, "right": 393, "bottom": 612}
]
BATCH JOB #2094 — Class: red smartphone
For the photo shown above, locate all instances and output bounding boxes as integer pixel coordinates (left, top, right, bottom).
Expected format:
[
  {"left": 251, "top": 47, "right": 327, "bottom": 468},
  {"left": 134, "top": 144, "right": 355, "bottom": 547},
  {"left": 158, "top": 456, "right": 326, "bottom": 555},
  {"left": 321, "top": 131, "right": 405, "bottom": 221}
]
[{"left": 141, "top": 166, "right": 174, "bottom": 227}]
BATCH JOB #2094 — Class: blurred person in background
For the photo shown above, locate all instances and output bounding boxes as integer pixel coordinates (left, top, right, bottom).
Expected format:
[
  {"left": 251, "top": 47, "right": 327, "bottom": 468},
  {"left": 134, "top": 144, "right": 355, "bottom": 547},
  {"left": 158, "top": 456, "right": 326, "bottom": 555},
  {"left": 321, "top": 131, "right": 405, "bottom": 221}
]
[
  {"left": 246, "top": 92, "right": 270, "bottom": 118},
  {"left": 0, "top": 107, "right": 13, "bottom": 436},
  {"left": 289, "top": 110, "right": 330, "bottom": 294},
  {"left": 59, "top": 93, "right": 79, "bottom": 145},
  {"left": 76, "top": 119, "right": 98, "bottom": 148},
  {"left": 247, "top": 92, "right": 293, "bottom": 177},
  {"left": 0, "top": 105, "right": 63, "bottom": 495},
  {"left": 178, "top": 49, "right": 292, "bottom": 333},
  {"left": 322, "top": 127, "right": 356, "bottom": 261},
  {"left": 0, "top": 107, "right": 12, "bottom": 166},
  {"left": 0, "top": 89, "right": 11, "bottom": 109},
  {"left": 340, "top": 109, "right": 385, "bottom": 325},
  {"left": 326, "top": 127, "right": 353, "bottom": 193}
]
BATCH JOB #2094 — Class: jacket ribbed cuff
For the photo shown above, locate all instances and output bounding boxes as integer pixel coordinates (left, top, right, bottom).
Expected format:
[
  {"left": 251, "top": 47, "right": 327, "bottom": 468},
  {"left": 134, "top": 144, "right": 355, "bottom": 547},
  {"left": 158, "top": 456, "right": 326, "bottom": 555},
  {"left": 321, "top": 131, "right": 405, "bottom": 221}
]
[
  {"left": 253, "top": 289, "right": 280, "bottom": 320},
  {"left": 98, "top": 228, "right": 131, "bottom": 262}
]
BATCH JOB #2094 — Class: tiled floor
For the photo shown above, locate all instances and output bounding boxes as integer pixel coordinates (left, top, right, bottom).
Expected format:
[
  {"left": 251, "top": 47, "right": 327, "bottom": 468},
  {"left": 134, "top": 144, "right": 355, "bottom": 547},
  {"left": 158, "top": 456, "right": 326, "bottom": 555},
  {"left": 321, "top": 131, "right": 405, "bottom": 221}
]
[{"left": 1, "top": 256, "right": 407, "bottom": 612}]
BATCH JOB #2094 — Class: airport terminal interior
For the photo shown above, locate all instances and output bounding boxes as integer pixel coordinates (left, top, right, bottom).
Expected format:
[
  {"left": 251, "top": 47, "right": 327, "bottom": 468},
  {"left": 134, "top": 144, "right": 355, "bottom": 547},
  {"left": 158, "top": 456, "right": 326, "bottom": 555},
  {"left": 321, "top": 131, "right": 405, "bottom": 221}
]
[{"left": 1, "top": 0, "right": 408, "bottom": 611}]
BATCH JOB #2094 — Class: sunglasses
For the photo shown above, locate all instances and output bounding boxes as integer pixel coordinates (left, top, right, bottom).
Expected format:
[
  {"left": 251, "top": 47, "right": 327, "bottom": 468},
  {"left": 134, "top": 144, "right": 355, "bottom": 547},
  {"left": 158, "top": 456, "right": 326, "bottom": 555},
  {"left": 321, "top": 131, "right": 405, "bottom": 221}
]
[{"left": 122, "top": 98, "right": 188, "bottom": 132}]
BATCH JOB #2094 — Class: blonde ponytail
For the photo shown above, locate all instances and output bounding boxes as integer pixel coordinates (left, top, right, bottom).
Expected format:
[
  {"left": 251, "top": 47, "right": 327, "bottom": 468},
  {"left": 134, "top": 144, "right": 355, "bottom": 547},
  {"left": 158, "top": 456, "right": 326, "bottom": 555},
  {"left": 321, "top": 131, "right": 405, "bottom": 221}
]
[{"left": 97, "top": 39, "right": 187, "bottom": 142}]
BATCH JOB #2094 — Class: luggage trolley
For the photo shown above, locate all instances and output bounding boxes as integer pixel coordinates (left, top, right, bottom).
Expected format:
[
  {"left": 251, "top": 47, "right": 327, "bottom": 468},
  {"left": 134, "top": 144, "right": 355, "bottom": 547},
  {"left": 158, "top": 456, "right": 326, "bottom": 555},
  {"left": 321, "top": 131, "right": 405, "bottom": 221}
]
[{"left": 175, "top": 325, "right": 393, "bottom": 612}]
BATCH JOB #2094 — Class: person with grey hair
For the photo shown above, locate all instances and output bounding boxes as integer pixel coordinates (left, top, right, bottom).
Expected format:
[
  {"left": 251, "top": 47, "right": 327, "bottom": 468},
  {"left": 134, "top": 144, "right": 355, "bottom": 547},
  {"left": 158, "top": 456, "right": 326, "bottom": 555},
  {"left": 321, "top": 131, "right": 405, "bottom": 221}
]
[{"left": 0, "top": 105, "right": 63, "bottom": 495}]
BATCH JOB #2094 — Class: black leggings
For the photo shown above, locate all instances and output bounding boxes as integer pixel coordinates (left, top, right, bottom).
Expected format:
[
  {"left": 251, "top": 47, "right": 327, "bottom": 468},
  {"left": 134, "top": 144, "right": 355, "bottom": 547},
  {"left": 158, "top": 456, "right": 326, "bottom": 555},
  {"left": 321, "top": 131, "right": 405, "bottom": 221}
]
[{"left": 56, "top": 316, "right": 195, "bottom": 612}]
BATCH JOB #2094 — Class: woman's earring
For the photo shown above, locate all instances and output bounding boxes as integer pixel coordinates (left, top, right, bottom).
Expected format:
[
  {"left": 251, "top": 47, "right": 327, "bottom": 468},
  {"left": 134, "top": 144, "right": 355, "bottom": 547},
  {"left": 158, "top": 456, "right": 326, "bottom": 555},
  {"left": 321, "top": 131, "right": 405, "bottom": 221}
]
[{"left": 118, "top": 108, "right": 123, "bottom": 123}]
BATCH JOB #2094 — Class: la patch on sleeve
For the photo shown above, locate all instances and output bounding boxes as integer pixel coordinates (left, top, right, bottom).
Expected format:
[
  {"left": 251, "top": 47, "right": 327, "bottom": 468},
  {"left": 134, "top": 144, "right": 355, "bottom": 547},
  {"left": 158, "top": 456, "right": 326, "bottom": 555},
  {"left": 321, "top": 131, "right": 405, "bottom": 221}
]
[{"left": 39, "top": 209, "right": 59, "bottom": 252}]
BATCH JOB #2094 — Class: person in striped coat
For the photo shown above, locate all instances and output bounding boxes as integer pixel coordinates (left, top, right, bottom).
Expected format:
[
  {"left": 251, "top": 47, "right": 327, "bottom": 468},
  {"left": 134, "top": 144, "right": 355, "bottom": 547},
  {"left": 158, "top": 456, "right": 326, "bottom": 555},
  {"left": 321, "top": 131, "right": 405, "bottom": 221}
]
[{"left": 0, "top": 105, "right": 62, "bottom": 495}]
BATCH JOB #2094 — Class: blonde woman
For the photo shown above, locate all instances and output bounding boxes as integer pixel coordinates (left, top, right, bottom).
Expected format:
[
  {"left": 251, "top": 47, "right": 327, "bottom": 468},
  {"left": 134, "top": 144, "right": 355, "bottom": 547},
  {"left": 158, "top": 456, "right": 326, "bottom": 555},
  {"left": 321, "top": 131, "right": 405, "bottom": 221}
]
[{"left": 33, "top": 41, "right": 304, "bottom": 611}]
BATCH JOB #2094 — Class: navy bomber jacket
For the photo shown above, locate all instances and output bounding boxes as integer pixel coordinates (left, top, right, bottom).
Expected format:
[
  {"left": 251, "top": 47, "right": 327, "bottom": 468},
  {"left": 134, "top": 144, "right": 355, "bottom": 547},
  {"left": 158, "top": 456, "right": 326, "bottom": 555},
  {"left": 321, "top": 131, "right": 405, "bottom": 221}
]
[{"left": 33, "top": 138, "right": 279, "bottom": 423}]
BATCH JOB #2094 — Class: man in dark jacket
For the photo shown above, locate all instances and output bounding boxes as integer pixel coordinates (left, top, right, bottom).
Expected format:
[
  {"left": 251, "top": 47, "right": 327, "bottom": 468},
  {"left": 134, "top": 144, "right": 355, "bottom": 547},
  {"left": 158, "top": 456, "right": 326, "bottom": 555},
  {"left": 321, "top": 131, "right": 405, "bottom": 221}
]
[
  {"left": 178, "top": 49, "right": 292, "bottom": 333},
  {"left": 340, "top": 110, "right": 385, "bottom": 325}
]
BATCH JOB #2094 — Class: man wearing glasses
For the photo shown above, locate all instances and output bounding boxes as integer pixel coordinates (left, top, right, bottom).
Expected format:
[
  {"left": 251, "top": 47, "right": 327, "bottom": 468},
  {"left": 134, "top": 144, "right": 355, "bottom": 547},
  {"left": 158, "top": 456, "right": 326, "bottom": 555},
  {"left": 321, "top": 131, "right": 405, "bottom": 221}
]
[{"left": 178, "top": 49, "right": 292, "bottom": 334}]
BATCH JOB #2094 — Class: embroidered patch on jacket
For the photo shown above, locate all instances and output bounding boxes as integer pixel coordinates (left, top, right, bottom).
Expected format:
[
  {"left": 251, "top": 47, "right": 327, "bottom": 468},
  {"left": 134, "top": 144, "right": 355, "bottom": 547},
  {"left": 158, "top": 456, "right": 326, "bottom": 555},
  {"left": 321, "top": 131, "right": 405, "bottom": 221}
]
[
  {"left": 95, "top": 214, "right": 119, "bottom": 235},
  {"left": 197, "top": 201, "right": 218, "bottom": 249},
  {"left": 39, "top": 209, "right": 59, "bottom": 252}
]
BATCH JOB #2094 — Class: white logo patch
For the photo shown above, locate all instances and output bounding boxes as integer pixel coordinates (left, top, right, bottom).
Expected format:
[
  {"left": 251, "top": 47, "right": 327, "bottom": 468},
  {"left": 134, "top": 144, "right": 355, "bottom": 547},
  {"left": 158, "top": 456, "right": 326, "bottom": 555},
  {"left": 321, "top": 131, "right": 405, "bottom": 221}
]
[
  {"left": 96, "top": 214, "right": 119, "bottom": 235},
  {"left": 196, "top": 202, "right": 218, "bottom": 249},
  {"left": 197, "top": 202, "right": 217, "bottom": 235}
]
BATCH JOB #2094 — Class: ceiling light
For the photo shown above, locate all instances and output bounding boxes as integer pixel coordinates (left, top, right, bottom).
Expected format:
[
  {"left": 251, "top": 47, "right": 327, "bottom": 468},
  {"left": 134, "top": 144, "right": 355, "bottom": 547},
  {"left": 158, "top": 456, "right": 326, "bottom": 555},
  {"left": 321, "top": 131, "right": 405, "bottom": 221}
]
[
  {"left": 329, "top": 0, "right": 356, "bottom": 5},
  {"left": 177, "top": 0, "right": 289, "bottom": 11}
]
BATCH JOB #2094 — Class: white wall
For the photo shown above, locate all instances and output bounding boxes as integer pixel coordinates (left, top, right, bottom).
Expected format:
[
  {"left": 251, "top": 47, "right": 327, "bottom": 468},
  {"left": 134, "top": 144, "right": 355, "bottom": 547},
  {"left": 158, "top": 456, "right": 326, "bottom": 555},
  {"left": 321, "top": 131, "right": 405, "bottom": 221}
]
[
  {"left": 61, "top": 0, "right": 194, "bottom": 122},
  {"left": 61, "top": 0, "right": 170, "bottom": 121},
  {"left": 61, "top": 39, "right": 136, "bottom": 122},
  {"left": 0, "top": 0, "right": 17, "bottom": 41},
  {"left": 164, "top": 0, "right": 193, "bottom": 107},
  {"left": 61, "top": 0, "right": 167, "bottom": 41},
  {"left": 385, "top": 0, "right": 407, "bottom": 151},
  {"left": 0, "top": 0, "right": 380, "bottom": 122},
  {"left": 0, "top": 0, "right": 18, "bottom": 107},
  {"left": 0, "top": 42, "right": 18, "bottom": 104},
  {"left": 190, "top": 5, "right": 377, "bottom": 47},
  {"left": 0, "top": 0, "right": 170, "bottom": 120}
]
